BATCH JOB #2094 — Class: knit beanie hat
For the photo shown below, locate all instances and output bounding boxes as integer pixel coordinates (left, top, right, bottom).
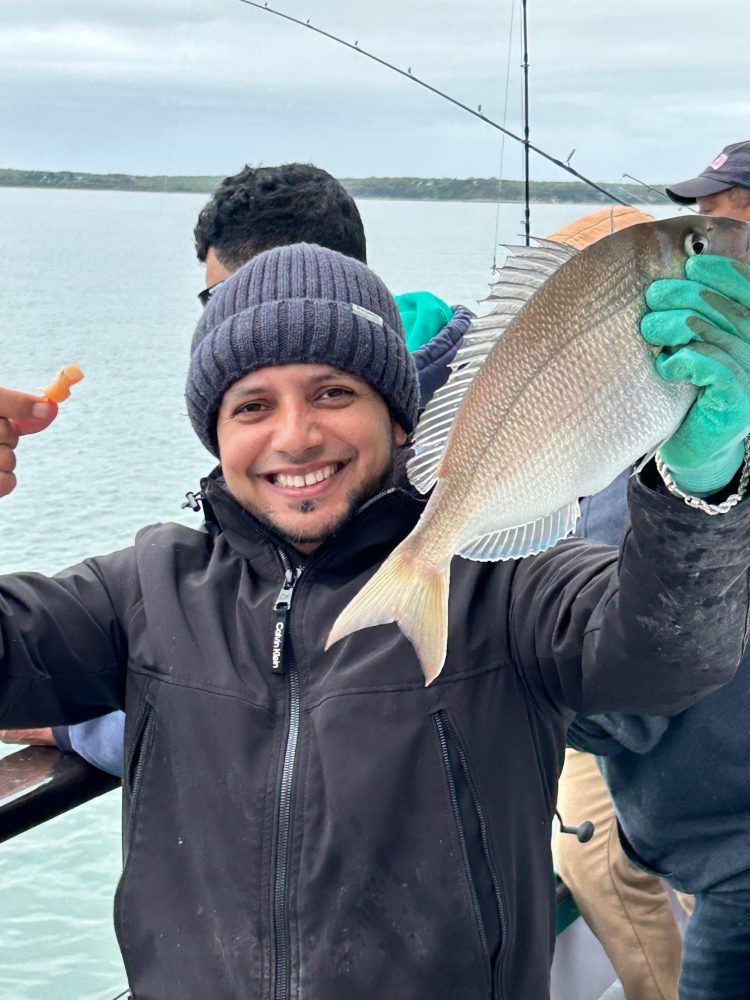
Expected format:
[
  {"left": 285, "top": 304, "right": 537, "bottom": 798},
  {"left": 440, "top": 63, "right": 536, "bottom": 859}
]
[{"left": 187, "top": 243, "right": 420, "bottom": 455}]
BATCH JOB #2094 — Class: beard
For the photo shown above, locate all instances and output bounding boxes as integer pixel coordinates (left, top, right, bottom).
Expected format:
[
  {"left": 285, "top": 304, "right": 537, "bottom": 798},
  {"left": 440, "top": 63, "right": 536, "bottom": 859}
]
[{"left": 246, "top": 443, "right": 404, "bottom": 551}]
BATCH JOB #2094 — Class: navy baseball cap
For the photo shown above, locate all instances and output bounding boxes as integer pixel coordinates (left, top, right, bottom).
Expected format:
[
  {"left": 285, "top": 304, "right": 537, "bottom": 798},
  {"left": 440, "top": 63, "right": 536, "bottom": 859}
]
[{"left": 666, "top": 140, "right": 750, "bottom": 205}]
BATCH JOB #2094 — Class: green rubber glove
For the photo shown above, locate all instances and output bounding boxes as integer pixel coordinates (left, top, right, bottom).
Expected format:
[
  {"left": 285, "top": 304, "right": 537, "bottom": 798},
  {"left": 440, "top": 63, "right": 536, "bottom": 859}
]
[{"left": 641, "top": 255, "right": 750, "bottom": 495}]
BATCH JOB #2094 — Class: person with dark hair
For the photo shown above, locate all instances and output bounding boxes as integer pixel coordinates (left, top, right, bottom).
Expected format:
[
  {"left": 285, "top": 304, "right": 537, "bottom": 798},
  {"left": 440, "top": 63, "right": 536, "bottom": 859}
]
[
  {"left": 2, "top": 239, "right": 750, "bottom": 999},
  {"left": 0, "top": 161, "right": 472, "bottom": 771},
  {"left": 193, "top": 162, "right": 368, "bottom": 291}
]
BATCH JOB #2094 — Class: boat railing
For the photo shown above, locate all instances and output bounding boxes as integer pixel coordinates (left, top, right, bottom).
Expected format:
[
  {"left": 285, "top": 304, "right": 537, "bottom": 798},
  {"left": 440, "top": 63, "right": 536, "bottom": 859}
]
[{"left": 0, "top": 744, "right": 119, "bottom": 844}]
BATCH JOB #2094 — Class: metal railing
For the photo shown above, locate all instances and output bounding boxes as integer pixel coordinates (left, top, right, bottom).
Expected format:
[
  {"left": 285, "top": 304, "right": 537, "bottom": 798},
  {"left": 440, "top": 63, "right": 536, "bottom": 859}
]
[{"left": 0, "top": 744, "right": 119, "bottom": 844}]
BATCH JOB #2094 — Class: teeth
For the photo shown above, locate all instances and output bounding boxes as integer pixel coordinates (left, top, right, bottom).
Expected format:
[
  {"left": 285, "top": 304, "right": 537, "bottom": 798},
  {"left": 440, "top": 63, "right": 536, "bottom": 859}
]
[{"left": 273, "top": 464, "right": 338, "bottom": 489}]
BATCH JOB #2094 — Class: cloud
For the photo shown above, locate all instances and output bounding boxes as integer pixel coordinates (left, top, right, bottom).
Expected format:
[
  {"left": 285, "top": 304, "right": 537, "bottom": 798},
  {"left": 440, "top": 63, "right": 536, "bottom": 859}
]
[{"left": 0, "top": 0, "right": 747, "bottom": 182}]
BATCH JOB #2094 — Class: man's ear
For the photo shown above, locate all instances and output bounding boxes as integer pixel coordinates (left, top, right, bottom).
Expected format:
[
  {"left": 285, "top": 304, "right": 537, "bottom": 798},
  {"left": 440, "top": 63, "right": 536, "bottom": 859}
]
[{"left": 393, "top": 422, "right": 409, "bottom": 447}]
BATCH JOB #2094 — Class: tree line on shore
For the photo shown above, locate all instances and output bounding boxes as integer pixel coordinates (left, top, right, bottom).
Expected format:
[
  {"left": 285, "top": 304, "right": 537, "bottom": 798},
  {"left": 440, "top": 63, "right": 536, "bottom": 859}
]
[{"left": 0, "top": 168, "right": 664, "bottom": 204}]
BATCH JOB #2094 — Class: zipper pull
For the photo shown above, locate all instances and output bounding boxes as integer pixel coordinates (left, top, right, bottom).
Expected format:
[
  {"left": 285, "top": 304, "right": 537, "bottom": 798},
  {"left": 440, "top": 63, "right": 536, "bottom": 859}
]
[
  {"left": 271, "top": 569, "right": 297, "bottom": 675},
  {"left": 181, "top": 490, "right": 204, "bottom": 512}
]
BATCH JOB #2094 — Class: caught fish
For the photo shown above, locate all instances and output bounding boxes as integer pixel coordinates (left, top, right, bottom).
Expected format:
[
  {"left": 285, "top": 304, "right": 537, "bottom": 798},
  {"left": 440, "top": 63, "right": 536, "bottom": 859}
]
[{"left": 327, "top": 215, "right": 750, "bottom": 684}]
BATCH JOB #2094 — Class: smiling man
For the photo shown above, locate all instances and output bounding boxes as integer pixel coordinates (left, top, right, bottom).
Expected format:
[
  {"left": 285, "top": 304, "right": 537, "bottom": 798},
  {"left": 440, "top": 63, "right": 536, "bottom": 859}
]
[
  {"left": 3, "top": 241, "right": 750, "bottom": 1000},
  {"left": 0, "top": 161, "right": 471, "bottom": 766},
  {"left": 186, "top": 241, "right": 418, "bottom": 556},
  {"left": 217, "top": 363, "right": 407, "bottom": 551}
]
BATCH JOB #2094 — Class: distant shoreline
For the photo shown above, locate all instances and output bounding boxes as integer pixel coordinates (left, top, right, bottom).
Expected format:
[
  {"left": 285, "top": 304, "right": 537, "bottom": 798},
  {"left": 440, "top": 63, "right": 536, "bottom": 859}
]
[{"left": 0, "top": 168, "right": 664, "bottom": 204}]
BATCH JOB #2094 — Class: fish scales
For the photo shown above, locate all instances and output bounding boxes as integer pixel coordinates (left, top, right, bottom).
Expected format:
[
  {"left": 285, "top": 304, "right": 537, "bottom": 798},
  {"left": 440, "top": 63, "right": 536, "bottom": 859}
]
[
  {"left": 410, "top": 225, "right": 691, "bottom": 562},
  {"left": 328, "top": 215, "right": 750, "bottom": 683}
]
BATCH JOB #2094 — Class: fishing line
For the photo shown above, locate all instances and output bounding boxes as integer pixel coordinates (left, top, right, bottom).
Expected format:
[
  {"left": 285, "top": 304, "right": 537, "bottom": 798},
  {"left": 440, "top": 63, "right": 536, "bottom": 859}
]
[
  {"left": 608, "top": 181, "right": 651, "bottom": 209},
  {"left": 235, "top": 0, "right": 632, "bottom": 207},
  {"left": 516, "top": 7, "right": 528, "bottom": 238},
  {"left": 491, "top": 0, "right": 517, "bottom": 272},
  {"left": 520, "top": 0, "right": 530, "bottom": 244},
  {"left": 607, "top": 178, "right": 686, "bottom": 216},
  {"left": 155, "top": 0, "right": 202, "bottom": 195}
]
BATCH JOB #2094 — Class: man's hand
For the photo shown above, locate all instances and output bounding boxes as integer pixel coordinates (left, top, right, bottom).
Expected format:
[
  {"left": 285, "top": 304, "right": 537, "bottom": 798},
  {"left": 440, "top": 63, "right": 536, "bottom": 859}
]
[
  {"left": 0, "top": 387, "right": 57, "bottom": 497},
  {"left": 0, "top": 728, "right": 55, "bottom": 746},
  {"left": 642, "top": 255, "right": 750, "bottom": 495}
]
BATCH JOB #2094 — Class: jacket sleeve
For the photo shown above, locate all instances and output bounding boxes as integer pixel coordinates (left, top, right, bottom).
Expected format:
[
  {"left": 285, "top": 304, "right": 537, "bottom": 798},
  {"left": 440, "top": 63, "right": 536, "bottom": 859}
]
[
  {"left": 0, "top": 547, "right": 138, "bottom": 728},
  {"left": 508, "top": 469, "right": 750, "bottom": 716},
  {"left": 413, "top": 306, "right": 474, "bottom": 407},
  {"left": 565, "top": 712, "right": 670, "bottom": 755},
  {"left": 53, "top": 711, "right": 126, "bottom": 777}
]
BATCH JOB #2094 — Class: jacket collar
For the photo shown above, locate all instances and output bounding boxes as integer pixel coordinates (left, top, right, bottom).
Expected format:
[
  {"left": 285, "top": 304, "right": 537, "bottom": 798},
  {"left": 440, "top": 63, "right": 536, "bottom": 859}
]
[{"left": 199, "top": 467, "right": 426, "bottom": 575}]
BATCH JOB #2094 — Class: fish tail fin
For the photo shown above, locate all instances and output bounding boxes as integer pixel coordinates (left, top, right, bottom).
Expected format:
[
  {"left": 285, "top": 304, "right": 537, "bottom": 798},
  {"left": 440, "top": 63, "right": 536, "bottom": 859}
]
[{"left": 325, "top": 539, "right": 450, "bottom": 685}]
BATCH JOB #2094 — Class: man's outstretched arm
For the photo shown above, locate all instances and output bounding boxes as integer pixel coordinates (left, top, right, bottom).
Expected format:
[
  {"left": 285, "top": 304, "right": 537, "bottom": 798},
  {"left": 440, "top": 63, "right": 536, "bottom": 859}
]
[
  {"left": 510, "top": 256, "right": 750, "bottom": 717},
  {"left": 0, "top": 381, "right": 132, "bottom": 729}
]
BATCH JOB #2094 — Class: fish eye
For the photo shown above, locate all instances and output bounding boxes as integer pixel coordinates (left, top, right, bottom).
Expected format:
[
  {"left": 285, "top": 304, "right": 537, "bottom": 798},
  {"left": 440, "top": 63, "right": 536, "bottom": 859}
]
[{"left": 685, "top": 232, "right": 709, "bottom": 256}]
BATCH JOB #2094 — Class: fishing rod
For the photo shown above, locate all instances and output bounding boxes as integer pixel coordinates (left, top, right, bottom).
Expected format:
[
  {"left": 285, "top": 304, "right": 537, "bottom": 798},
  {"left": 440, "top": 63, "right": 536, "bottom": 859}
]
[
  {"left": 623, "top": 172, "right": 695, "bottom": 210},
  {"left": 235, "top": 0, "right": 632, "bottom": 208}
]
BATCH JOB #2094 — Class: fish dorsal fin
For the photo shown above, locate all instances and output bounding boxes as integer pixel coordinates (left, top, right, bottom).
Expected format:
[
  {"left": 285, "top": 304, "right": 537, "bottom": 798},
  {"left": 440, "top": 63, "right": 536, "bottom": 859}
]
[
  {"left": 407, "top": 241, "right": 578, "bottom": 495},
  {"left": 525, "top": 236, "right": 580, "bottom": 253},
  {"left": 457, "top": 499, "right": 581, "bottom": 562},
  {"left": 484, "top": 242, "right": 577, "bottom": 311}
]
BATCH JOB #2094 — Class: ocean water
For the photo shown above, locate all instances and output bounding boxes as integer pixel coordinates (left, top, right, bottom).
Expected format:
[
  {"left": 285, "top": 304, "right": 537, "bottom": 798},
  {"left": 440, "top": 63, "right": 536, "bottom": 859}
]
[{"left": 0, "top": 188, "right": 682, "bottom": 999}]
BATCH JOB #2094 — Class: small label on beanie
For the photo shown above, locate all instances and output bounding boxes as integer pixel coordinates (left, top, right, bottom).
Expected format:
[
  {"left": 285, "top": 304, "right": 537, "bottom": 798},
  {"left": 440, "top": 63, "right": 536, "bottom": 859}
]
[{"left": 351, "top": 303, "right": 384, "bottom": 328}]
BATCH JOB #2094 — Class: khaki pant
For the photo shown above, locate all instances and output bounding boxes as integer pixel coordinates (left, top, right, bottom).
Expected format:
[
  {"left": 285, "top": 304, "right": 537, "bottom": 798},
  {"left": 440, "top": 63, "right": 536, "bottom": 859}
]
[{"left": 553, "top": 748, "right": 687, "bottom": 1000}]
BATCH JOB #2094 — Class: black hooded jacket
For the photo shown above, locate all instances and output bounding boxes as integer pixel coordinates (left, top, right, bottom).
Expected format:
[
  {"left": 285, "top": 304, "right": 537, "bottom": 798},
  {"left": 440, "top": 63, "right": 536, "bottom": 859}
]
[{"left": 0, "top": 470, "right": 748, "bottom": 1000}]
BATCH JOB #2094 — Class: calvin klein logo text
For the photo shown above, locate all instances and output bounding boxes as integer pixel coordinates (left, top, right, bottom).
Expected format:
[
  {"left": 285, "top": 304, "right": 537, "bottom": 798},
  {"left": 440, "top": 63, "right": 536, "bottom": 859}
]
[{"left": 272, "top": 620, "right": 285, "bottom": 670}]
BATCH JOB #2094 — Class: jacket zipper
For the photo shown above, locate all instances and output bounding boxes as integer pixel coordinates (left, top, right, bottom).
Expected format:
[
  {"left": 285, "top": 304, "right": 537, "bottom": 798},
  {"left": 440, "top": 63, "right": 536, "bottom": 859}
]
[
  {"left": 114, "top": 701, "right": 156, "bottom": 949},
  {"left": 124, "top": 703, "right": 155, "bottom": 861},
  {"left": 450, "top": 727, "right": 508, "bottom": 961},
  {"left": 434, "top": 713, "right": 489, "bottom": 958},
  {"left": 189, "top": 485, "right": 407, "bottom": 998},
  {"left": 271, "top": 552, "right": 302, "bottom": 1000},
  {"left": 434, "top": 711, "right": 507, "bottom": 998}
]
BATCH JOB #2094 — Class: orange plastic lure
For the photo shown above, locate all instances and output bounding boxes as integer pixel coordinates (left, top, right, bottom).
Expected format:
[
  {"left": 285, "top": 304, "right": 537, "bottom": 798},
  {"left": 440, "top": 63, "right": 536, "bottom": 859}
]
[{"left": 38, "top": 363, "right": 85, "bottom": 403}]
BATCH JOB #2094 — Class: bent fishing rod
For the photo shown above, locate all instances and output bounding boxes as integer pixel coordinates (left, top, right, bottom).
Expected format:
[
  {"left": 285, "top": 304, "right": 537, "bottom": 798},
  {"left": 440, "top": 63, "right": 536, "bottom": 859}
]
[{"left": 236, "top": 0, "right": 631, "bottom": 209}]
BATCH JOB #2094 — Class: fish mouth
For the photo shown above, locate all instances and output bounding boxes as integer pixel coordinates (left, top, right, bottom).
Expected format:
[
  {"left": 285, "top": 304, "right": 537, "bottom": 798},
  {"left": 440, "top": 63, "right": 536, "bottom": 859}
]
[{"left": 261, "top": 461, "right": 348, "bottom": 493}]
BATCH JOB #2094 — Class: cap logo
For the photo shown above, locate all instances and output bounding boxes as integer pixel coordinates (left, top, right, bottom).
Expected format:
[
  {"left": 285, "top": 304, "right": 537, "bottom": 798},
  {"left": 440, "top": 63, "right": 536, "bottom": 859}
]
[
  {"left": 351, "top": 303, "right": 384, "bottom": 328},
  {"left": 709, "top": 152, "right": 728, "bottom": 170}
]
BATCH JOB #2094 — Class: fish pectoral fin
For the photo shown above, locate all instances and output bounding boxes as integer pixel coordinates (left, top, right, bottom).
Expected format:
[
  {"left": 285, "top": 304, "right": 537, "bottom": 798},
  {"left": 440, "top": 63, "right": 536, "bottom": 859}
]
[
  {"left": 631, "top": 445, "right": 663, "bottom": 476},
  {"left": 457, "top": 500, "right": 581, "bottom": 562}
]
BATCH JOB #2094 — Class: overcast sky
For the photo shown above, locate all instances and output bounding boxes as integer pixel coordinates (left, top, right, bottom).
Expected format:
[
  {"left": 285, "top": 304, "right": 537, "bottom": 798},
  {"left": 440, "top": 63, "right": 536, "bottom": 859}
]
[{"left": 2, "top": 0, "right": 748, "bottom": 187}]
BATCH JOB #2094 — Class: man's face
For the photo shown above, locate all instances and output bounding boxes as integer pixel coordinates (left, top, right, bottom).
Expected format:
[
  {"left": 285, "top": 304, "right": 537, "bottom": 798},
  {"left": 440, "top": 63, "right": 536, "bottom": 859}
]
[
  {"left": 199, "top": 249, "right": 238, "bottom": 307},
  {"left": 696, "top": 189, "right": 750, "bottom": 223},
  {"left": 204, "top": 246, "right": 235, "bottom": 287},
  {"left": 217, "top": 364, "right": 408, "bottom": 554}
]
